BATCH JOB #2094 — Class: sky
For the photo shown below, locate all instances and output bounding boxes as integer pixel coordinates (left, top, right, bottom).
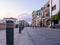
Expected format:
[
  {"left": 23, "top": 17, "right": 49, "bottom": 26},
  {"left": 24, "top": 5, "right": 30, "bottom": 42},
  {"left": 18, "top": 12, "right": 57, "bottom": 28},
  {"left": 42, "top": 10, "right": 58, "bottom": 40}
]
[{"left": 0, "top": 0, "right": 48, "bottom": 23}]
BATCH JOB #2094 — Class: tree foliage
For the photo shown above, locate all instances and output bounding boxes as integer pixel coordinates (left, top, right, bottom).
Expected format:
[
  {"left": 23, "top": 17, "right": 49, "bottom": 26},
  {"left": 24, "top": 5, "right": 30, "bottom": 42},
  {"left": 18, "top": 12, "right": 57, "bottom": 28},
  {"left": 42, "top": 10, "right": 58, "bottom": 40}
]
[{"left": 52, "top": 10, "right": 60, "bottom": 20}]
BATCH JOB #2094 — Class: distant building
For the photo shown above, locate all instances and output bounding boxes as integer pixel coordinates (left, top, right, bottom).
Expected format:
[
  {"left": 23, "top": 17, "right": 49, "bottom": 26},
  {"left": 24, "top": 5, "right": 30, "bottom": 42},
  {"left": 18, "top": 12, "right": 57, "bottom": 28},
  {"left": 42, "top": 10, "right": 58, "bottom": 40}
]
[
  {"left": 32, "top": 11, "right": 37, "bottom": 26},
  {"left": 36, "top": 10, "right": 42, "bottom": 17},
  {"left": 0, "top": 20, "right": 6, "bottom": 30},
  {"left": 19, "top": 20, "right": 29, "bottom": 27},
  {"left": 42, "top": 0, "right": 50, "bottom": 27},
  {"left": 35, "top": 9, "right": 42, "bottom": 27},
  {"left": 35, "top": 16, "right": 42, "bottom": 27},
  {"left": 3, "top": 17, "right": 17, "bottom": 28},
  {"left": 0, "top": 20, "right": 4, "bottom": 23},
  {"left": 3, "top": 17, "right": 17, "bottom": 23},
  {"left": 32, "top": 9, "right": 43, "bottom": 27}
]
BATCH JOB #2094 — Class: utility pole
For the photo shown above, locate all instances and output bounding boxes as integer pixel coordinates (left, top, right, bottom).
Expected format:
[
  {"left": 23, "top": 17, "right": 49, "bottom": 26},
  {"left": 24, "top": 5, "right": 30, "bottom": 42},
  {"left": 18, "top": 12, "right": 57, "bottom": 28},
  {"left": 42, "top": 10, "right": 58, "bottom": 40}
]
[{"left": 50, "top": 0, "right": 52, "bottom": 26}]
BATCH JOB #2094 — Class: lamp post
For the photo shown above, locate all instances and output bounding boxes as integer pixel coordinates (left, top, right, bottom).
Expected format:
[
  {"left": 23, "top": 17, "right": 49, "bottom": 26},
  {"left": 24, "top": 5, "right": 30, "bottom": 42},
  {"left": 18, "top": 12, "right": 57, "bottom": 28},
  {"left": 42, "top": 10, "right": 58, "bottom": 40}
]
[{"left": 50, "top": 0, "right": 52, "bottom": 26}]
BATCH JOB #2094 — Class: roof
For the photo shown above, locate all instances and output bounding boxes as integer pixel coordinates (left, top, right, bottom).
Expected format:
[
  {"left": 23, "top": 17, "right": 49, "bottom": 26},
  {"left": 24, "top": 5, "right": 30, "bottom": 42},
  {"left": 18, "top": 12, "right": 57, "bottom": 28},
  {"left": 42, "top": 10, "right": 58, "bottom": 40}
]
[{"left": 3, "top": 17, "right": 17, "bottom": 20}]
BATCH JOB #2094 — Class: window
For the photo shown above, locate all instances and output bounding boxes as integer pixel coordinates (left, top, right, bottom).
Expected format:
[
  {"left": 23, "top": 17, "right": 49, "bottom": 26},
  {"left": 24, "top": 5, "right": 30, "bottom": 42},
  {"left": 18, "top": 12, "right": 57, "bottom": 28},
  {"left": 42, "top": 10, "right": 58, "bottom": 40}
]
[
  {"left": 46, "top": 12, "right": 50, "bottom": 16},
  {"left": 47, "top": 4, "right": 50, "bottom": 7},
  {"left": 52, "top": 5, "right": 56, "bottom": 11}
]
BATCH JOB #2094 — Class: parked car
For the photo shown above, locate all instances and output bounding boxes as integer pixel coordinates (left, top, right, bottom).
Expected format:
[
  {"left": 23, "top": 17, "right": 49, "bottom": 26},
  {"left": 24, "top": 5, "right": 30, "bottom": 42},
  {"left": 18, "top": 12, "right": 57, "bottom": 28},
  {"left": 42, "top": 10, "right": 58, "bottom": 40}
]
[{"left": 53, "top": 24, "right": 60, "bottom": 29}]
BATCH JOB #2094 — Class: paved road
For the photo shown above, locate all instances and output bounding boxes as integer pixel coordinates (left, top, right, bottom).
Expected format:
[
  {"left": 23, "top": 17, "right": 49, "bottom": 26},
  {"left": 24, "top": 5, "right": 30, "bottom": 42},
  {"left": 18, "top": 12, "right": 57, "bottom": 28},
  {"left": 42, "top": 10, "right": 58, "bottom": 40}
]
[
  {"left": 22, "top": 27, "right": 60, "bottom": 45},
  {"left": 0, "top": 27, "right": 60, "bottom": 45}
]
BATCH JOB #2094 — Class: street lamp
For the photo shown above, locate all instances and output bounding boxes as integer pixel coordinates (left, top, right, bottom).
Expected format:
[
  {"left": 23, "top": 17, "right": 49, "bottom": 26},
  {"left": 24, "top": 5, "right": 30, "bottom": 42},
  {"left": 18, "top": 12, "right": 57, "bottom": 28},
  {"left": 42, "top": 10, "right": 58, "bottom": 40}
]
[{"left": 50, "top": 0, "right": 52, "bottom": 26}]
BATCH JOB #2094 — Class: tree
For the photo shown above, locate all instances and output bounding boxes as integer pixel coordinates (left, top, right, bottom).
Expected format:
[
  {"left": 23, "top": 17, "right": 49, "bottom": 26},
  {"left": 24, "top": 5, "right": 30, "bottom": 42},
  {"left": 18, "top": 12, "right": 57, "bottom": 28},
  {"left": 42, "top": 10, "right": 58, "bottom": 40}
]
[{"left": 51, "top": 10, "right": 60, "bottom": 20}]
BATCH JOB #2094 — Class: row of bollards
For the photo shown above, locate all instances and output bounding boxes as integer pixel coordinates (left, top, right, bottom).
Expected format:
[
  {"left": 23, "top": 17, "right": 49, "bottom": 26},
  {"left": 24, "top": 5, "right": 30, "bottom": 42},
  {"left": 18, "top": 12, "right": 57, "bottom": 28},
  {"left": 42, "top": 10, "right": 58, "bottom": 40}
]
[
  {"left": 6, "top": 20, "right": 24, "bottom": 45},
  {"left": 19, "top": 23, "right": 24, "bottom": 33}
]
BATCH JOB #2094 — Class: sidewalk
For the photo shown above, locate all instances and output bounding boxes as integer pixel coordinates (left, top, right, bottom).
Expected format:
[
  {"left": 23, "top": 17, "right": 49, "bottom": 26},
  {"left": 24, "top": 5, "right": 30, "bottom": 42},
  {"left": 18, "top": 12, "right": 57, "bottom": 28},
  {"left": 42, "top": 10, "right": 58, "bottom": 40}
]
[
  {"left": 0, "top": 30, "right": 6, "bottom": 45},
  {"left": 19, "top": 32, "right": 25, "bottom": 45},
  {"left": 1, "top": 27, "right": 60, "bottom": 45},
  {"left": 14, "top": 28, "right": 25, "bottom": 45},
  {"left": 0, "top": 28, "right": 25, "bottom": 45}
]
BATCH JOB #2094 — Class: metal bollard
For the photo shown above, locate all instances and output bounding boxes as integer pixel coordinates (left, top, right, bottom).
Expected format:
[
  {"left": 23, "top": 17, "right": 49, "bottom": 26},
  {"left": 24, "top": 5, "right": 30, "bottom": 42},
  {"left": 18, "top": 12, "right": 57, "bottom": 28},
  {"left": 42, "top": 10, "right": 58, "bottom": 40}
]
[
  {"left": 19, "top": 23, "right": 24, "bottom": 34},
  {"left": 6, "top": 21, "right": 14, "bottom": 45},
  {"left": 19, "top": 24, "right": 22, "bottom": 33}
]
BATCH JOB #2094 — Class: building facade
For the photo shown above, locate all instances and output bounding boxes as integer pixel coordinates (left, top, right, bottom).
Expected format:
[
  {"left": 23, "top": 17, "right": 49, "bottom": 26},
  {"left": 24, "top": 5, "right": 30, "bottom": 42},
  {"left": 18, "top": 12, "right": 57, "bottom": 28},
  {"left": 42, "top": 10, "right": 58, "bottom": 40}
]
[
  {"left": 32, "top": 11, "right": 37, "bottom": 26},
  {"left": 19, "top": 20, "right": 29, "bottom": 27},
  {"left": 3, "top": 17, "right": 17, "bottom": 23},
  {"left": 32, "top": 9, "right": 43, "bottom": 27},
  {"left": 32, "top": 0, "right": 60, "bottom": 27},
  {"left": 42, "top": 0, "right": 50, "bottom": 27},
  {"left": 0, "top": 20, "right": 6, "bottom": 30},
  {"left": 50, "top": 0, "right": 60, "bottom": 25},
  {"left": 50, "top": 0, "right": 60, "bottom": 16},
  {"left": 35, "top": 9, "right": 42, "bottom": 27}
]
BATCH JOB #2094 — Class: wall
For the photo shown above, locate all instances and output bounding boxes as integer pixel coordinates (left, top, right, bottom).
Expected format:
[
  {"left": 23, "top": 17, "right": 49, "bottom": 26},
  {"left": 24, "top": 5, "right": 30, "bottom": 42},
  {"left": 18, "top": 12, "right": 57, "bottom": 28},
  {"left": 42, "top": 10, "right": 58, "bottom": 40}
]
[
  {"left": 0, "top": 23, "right": 6, "bottom": 30},
  {"left": 0, "top": 20, "right": 4, "bottom": 23},
  {"left": 52, "top": 0, "right": 60, "bottom": 15},
  {"left": 59, "top": 0, "right": 60, "bottom": 10},
  {"left": 58, "top": 20, "right": 60, "bottom": 24}
]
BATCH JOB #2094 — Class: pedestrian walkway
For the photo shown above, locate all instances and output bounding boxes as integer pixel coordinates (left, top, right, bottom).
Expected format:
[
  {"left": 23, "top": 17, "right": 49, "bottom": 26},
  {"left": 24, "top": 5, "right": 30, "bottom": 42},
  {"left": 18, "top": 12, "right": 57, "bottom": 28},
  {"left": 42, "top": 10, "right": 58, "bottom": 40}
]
[
  {"left": 14, "top": 28, "right": 25, "bottom": 45},
  {"left": 0, "top": 27, "right": 60, "bottom": 45},
  {"left": 0, "top": 28, "right": 25, "bottom": 45},
  {"left": 23, "top": 27, "right": 60, "bottom": 45},
  {"left": 0, "top": 30, "right": 6, "bottom": 45}
]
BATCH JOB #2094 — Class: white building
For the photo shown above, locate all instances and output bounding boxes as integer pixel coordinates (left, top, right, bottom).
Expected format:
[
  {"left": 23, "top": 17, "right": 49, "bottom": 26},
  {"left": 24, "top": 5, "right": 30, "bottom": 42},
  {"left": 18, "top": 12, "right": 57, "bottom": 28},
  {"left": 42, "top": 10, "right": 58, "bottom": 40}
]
[
  {"left": 50, "top": 0, "right": 60, "bottom": 16},
  {"left": 0, "top": 20, "right": 4, "bottom": 23},
  {"left": 32, "top": 11, "right": 37, "bottom": 26},
  {"left": 0, "top": 19, "right": 6, "bottom": 30},
  {"left": 35, "top": 16, "right": 42, "bottom": 27},
  {"left": 3, "top": 17, "right": 17, "bottom": 24},
  {"left": 19, "top": 20, "right": 29, "bottom": 27}
]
